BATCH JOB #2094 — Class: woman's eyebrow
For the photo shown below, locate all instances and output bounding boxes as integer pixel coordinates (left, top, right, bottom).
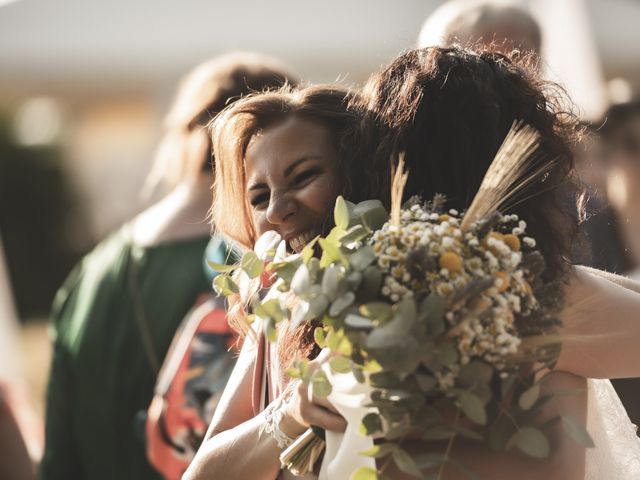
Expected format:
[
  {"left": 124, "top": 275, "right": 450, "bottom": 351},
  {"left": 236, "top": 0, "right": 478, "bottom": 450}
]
[{"left": 283, "top": 156, "right": 323, "bottom": 178}]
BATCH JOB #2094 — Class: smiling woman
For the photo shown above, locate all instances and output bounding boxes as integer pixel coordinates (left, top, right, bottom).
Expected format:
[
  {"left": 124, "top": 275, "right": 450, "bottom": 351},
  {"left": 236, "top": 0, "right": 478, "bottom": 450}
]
[
  {"left": 211, "top": 84, "right": 373, "bottom": 252},
  {"left": 244, "top": 115, "right": 343, "bottom": 253},
  {"left": 184, "top": 85, "right": 374, "bottom": 480}
]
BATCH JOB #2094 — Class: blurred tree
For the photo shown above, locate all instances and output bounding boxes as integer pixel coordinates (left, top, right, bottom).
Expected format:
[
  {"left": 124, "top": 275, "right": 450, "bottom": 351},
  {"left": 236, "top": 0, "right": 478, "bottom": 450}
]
[{"left": 0, "top": 114, "right": 90, "bottom": 320}]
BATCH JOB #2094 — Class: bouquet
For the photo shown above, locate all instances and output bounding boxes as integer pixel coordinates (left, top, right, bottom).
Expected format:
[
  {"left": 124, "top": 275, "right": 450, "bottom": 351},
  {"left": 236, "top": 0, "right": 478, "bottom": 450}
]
[{"left": 211, "top": 123, "right": 594, "bottom": 479}]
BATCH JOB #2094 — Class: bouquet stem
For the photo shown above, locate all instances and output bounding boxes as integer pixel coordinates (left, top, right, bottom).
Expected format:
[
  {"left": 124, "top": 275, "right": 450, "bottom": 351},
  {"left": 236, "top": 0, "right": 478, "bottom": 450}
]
[{"left": 279, "top": 427, "right": 326, "bottom": 475}]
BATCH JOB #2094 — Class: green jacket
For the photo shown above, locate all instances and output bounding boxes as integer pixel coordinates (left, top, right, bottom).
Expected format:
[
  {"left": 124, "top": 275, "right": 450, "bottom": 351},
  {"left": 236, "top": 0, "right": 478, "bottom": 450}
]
[{"left": 39, "top": 226, "right": 211, "bottom": 480}]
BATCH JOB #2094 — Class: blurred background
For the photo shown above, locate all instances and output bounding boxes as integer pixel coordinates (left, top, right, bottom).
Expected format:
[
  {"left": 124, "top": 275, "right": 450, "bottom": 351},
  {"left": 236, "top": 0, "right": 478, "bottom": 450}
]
[{"left": 1, "top": 0, "right": 640, "bottom": 470}]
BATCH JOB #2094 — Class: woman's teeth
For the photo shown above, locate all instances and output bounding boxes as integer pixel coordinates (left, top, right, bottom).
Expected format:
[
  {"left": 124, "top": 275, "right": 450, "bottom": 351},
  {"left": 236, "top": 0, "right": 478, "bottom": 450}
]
[{"left": 289, "top": 231, "right": 316, "bottom": 253}]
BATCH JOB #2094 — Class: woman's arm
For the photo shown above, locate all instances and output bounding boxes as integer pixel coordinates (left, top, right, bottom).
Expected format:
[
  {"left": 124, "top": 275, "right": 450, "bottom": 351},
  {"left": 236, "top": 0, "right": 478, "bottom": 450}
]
[
  {"left": 555, "top": 265, "right": 640, "bottom": 378},
  {"left": 183, "top": 339, "right": 346, "bottom": 480},
  {"left": 183, "top": 334, "right": 285, "bottom": 480},
  {"left": 576, "top": 265, "right": 640, "bottom": 294}
]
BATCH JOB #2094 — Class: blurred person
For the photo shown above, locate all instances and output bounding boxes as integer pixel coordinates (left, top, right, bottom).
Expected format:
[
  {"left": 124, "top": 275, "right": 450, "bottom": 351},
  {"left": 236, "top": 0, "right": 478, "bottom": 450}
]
[
  {"left": 599, "top": 99, "right": 640, "bottom": 277},
  {"left": 39, "top": 52, "right": 296, "bottom": 480},
  {"left": 1, "top": 238, "right": 39, "bottom": 479},
  {"left": 0, "top": 382, "right": 35, "bottom": 480},
  {"left": 596, "top": 99, "right": 640, "bottom": 429},
  {"left": 574, "top": 125, "right": 632, "bottom": 274},
  {"left": 417, "top": 0, "right": 542, "bottom": 55}
]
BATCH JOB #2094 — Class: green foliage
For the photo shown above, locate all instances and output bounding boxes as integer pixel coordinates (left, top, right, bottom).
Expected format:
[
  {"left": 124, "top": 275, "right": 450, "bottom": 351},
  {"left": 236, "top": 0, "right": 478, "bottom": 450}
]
[{"left": 212, "top": 196, "right": 577, "bottom": 478}]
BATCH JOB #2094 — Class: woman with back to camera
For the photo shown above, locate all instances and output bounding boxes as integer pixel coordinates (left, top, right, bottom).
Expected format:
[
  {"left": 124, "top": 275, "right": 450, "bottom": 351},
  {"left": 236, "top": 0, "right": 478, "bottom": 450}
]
[
  {"left": 355, "top": 45, "right": 640, "bottom": 478},
  {"left": 185, "top": 48, "right": 640, "bottom": 479},
  {"left": 40, "top": 52, "right": 295, "bottom": 480}
]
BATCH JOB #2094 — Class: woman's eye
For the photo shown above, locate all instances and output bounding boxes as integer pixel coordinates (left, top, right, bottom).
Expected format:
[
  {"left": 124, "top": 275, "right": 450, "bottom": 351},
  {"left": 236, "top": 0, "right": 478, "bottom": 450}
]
[
  {"left": 293, "top": 169, "right": 320, "bottom": 186},
  {"left": 250, "top": 193, "right": 269, "bottom": 208}
]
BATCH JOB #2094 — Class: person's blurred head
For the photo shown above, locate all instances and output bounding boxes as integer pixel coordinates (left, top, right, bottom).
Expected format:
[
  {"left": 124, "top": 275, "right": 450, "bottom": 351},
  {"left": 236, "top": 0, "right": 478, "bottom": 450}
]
[
  {"left": 418, "top": 0, "right": 541, "bottom": 56},
  {"left": 599, "top": 100, "right": 640, "bottom": 210},
  {"left": 211, "top": 84, "right": 370, "bottom": 250},
  {"left": 146, "top": 52, "right": 297, "bottom": 193},
  {"left": 358, "top": 46, "right": 581, "bottom": 280}
]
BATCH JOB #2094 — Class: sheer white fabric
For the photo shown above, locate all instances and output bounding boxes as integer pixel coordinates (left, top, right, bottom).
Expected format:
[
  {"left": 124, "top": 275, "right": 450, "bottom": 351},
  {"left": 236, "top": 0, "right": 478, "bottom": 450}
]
[{"left": 586, "top": 379, "right": 640, "bottom": 479}]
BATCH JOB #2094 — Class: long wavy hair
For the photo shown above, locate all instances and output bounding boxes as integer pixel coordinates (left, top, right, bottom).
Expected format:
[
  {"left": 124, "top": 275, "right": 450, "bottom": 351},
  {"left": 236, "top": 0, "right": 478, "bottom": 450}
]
[
  {"left": 355, "top": 46, "right": 584, "bottom": 281},
  {"left": 210, "top": 84, "right": 373, "bottom": 364}
]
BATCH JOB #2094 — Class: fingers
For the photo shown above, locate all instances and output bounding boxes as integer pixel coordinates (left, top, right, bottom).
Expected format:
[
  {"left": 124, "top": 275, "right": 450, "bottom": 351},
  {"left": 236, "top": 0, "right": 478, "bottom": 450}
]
[
  {"left": 294, "top": 381, "right": 346, "bottom": 432},
  {"left": 300, "top": 401, "right": 347, "bottom": 433}
]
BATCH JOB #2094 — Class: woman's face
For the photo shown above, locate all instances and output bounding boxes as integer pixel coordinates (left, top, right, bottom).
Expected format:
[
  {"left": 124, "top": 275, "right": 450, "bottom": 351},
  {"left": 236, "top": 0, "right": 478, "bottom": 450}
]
[{"left": 245, "top": 115, "right": 343, "bottom": 252}]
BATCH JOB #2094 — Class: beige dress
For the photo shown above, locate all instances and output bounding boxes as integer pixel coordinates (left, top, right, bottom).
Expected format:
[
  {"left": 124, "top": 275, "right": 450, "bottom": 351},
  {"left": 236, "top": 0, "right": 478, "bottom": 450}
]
[{"left": 251, "top": 331, "right": 316, "bottom": 480}]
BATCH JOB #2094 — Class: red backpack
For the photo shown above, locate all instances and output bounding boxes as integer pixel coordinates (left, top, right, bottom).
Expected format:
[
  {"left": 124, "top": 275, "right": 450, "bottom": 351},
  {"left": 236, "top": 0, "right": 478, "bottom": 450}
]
[{"left": 146, "top": 294, "right": 237, "bottom": 480}]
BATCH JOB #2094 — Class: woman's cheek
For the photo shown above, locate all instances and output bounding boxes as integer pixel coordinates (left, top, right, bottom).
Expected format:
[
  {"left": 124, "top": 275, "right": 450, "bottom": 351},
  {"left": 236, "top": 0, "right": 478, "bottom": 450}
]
[{"left": 302, "top": 177, "right": 341, "bottom": 214}]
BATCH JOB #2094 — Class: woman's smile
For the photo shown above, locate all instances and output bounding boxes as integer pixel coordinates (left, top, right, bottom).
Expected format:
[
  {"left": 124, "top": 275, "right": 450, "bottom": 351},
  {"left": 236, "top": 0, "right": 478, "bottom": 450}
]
[{"left": 244, "top": 115, "right": 343, "bottom": 252}]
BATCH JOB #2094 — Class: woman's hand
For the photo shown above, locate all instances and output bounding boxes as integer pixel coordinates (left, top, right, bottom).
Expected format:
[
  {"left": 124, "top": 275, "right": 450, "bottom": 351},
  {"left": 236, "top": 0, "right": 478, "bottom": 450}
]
[{"left": 279, "top": 349, "right": 347, "bottom": 437}]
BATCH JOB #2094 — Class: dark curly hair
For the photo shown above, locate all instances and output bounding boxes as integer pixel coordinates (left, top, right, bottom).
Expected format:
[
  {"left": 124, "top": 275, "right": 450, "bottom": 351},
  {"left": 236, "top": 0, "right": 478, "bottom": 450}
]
[{"left": 356, "top": 46, "right": 583, "bottom": 281}]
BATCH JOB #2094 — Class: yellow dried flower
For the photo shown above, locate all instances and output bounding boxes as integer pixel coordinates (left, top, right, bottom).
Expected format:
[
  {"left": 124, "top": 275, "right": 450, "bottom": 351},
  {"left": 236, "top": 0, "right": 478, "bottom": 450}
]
[{"left": 439, "top": 251, "right": 463, "bottom": 273}]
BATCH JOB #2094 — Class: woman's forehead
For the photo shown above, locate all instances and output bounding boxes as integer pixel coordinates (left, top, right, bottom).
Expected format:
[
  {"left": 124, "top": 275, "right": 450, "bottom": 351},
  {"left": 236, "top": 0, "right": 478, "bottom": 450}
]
[{"left": 244, "top": 116, "right": 335, "bottom": 169}]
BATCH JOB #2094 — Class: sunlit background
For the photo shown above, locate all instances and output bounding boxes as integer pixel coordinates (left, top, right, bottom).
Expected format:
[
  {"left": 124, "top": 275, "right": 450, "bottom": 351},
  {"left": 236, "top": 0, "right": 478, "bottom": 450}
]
[{"left": 1, "top": 0, "right": 640, "bottom": 452}]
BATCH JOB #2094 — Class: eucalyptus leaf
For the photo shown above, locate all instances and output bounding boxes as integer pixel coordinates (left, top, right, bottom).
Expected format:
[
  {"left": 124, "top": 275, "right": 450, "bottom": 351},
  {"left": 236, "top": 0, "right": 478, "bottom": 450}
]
[
  {"left": 319, "top": 237, "right": 347, "bottom": 268},
  {"left": 334, "top": 195, "right": 350, "bottom": 230},
  {"left": 254, "top": 230, "right": 282, "bottom": 261},
  {"left": 350, "top": 467, "right": 382, "bottom": 480},
  {"left": 457, "top": 361, "right": 494, "bottom": 387},
  {"left": 415, "top": 373, "right": 438, "bottom": 392},
  {"left": 561, "top": 416, "right": 595, "bottom": 448},
  {"left": 321, "top": 264, "right": 344, "bottom": 300},
  {"left": 291, "top": 264, "right": 311, "bottom": 296},
  {"left": 290, "top": 301, "right": 310, "bottom": 329},
  {"left": 306, "top": 294, "right": 330, "bottom": 320},
  {"left": 268, "top": 261, "right": 297, "bottom": 285},
  {"left": 358, "top": 266, "right": 383, "bottom": 301},
  {"left": 311, "top": 369, "right": 332, "bottom": 398},
  {"left": 265, "top": 319, "right": 277, "bottom": 342},
  {"left": 518, "top": 384, "right": 540, "bottom": 411},
  {"left": 458, "top": 392, "right": 487, "bottom": 425},
  {"left": 349, "top": 246, "right": 376, "bottom": 271},
  {"left": 240, "top": 251, "right": 264, "bottom": 279},
  {"left": 329, "top": 292, "right": 355, "bottom": 317},
  {"left": 336, "top": 336, "right": 353, "bottom": 356},
  {"left": 314, "top": 327, "right": 326, "bottom": 347},
  {"left": 392, "top": 446, "right": 423, "bottom": 478},
  {"left": 359, "top": 302, "right": 393, "bottom": 322},
  {"left": 360, "top": 443, "right": 395, "bottom": 458},
  {"left": 360, "top": 412, "right": 382, "bottom": 435},
  {"left": 260, "top": 298, "right": 285, "bottom": 323},
  {"left": 329, "top": 356, "right": 352, "bottom": 374},
  {"left": 206, "top": 260, "right": 238, "bottom": 273},
  {"left": 365, "top": 330, "right": 407, "bottom": 350},
  {"left": 512, "top": 427, "right": 550, "bottom": 458},
  {"left": 344, "top": 314, "right": 375, "bottom": 330},
  {"left": 345, "top": 270, "right": 363, "bottom": 290},
  {"left": 420, "top": 294, "right": 446, "bottom": 334},
  {"left": 340, "top": 224, "right": 370, "bottom": 246},
  {"left": 432, "top": 342, "right": 459, "bottom": 368},
  {"left": 213, "top": 274, "right": 239, "bottom": 296},
  {"left": 353, "top": 200, "right": 388, "bottom": 230}
]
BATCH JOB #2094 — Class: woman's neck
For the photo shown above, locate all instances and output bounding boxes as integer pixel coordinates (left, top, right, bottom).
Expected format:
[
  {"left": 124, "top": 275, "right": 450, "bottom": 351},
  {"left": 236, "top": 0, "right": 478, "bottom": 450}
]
[{"left": 131, "top": 174, "right": 213, "bottom": 246}]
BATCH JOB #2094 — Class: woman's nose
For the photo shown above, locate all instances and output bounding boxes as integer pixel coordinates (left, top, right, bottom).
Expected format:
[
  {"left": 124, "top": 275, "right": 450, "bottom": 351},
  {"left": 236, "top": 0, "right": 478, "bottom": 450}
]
[{"left": 266, "top": 193, "right": 297, "bottom": 225}]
